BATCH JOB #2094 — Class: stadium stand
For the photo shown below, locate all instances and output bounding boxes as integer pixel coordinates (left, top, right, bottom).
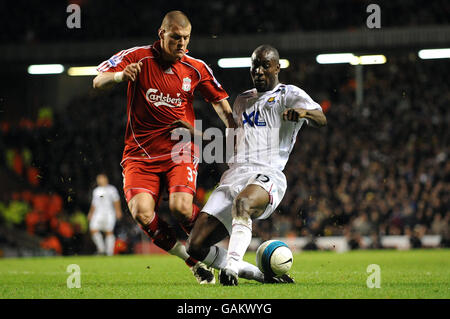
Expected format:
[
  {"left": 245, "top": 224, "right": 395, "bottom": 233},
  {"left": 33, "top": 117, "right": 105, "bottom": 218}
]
[{"left": 1, "top": 0, "right": 449, "bottom": 44}]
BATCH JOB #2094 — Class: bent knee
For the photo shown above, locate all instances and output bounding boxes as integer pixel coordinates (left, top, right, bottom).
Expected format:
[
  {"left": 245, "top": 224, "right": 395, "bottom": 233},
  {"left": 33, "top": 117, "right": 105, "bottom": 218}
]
[
  {"left": 169, "top": 200, "right": 192, "bottom": 221},
  {"left": 233, "top": 195, "right": 265, "bottom": 220},
  {"left": 233, "top": 196, "right": 252, "bottom": 218},
  {"left": 128, "top": 197, "right": 155, "bottom": 225}
]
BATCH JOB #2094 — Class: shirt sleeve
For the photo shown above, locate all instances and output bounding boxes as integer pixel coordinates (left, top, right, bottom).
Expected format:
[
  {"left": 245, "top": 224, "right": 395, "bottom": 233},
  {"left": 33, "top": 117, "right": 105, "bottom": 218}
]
[
  {"left": 96, "top": 47, "right": 138, "bottom": 73},
  {"left": 91, "top": 189, "right": 99, "bottom": 207},
  {"left": 285, "top": 85, "right": 322, "bottom": 111},
  {"left": 196, "top": 62, "right": 229, "bottom": 103},
  {"left": 110, "top": 186, "right": 120, "bottom": 202}
]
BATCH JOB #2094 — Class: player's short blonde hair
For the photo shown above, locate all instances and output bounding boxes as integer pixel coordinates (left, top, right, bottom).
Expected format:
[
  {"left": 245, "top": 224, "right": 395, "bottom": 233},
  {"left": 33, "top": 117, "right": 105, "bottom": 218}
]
[{"left": 160, "top": 11, "right": 191, "bottom": 30}]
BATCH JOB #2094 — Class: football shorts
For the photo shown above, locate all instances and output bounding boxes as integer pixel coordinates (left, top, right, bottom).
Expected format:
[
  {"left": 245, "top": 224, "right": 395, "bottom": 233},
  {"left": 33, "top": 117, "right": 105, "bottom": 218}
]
[
  {"left": 202, "top": 164, "right": 287, "bottom": 234},
  {"left": 89, "top": 213, "right": 116, "bottom": 232},
  {"left": 122, "top": 156, "right": 198, "bottom": 203}
]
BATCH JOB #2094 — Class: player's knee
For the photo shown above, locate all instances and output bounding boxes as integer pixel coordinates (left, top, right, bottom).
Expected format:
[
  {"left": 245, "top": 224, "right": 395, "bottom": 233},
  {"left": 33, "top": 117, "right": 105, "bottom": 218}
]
[
  {"left": 233, "top": 196, "right": 252, "bottom": 219},
  {"left": 234, "top": 194, "right": 265, "bottom": 219},
  {"left": 129, "top": 199, "right": 154, "bottom": 225},
  {"left": 169, "top": 199, "right": 192, "bottom": 221}
]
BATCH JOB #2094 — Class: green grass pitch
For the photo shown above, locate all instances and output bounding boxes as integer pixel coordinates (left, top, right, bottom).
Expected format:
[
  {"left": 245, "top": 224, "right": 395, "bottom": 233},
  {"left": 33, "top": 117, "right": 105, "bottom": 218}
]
[{"left": 0, "top": 249, "right": 448, "bottom": 299}]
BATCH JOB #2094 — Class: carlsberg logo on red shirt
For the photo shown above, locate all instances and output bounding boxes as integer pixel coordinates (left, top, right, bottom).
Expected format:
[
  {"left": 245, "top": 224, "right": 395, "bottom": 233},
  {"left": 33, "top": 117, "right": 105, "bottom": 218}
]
[{"left": 145, "top": 88, "right": 182, "bottom": 108}]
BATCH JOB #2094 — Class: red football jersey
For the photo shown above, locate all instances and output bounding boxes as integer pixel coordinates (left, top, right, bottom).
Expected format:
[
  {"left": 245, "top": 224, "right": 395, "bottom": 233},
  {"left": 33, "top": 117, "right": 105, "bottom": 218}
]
[{"left": 97, "top": 41, "right": 229, "bottom": 165}]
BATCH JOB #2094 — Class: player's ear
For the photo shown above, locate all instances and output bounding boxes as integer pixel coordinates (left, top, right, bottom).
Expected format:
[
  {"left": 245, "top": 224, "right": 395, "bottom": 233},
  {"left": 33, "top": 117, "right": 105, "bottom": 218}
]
[{"left": 158, "top": 28, "right": 165, "bottom": 40}]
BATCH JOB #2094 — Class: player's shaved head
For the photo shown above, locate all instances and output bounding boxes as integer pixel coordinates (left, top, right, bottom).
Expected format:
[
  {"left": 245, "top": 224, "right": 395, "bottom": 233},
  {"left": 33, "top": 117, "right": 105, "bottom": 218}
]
[
  {"left": 252, "top": 44, "right": 280, "bottom": 63},
  {"left": 250, "top": 44, "right": 281, "bottom": 92},
  {"left": 159, "top": 11, "right": 192, "bottom": 62},
  {"left": 161, "top": 10, "right": 191, "bottom": 30}
]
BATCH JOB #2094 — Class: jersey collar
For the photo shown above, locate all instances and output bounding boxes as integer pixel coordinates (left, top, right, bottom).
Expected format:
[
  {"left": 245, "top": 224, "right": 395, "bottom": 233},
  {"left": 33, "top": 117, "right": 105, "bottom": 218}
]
[{"left": 255, "top": 83, "right": 283, "bottom": 97}]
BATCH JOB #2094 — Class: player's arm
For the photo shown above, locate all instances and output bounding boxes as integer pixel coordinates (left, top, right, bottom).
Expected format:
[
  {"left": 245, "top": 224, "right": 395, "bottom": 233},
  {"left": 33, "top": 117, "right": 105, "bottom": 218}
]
[
  {"left": 168, "top": 120, "right": 203, "bottom": 139},
  {"left": 283, "top": 108, "right": 327, "bottom": 127},
  {"left": 113, "top": 200, "right": 123, "bottom": 220},
  {"left": 211, "top": 99, "right": 237, "bottom": 129},
  {"left": 87, "top": 204, "right": 95, "bottom": 221},
  {"left": 168, "top": 99, "right": 236, "bottom": 138},
  {"left": 92, "top": 62, "right": 143, "bottom": 90}
]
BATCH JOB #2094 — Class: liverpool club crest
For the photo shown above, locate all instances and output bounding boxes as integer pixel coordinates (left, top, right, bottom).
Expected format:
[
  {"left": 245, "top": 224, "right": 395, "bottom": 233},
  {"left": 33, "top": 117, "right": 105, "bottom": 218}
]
[{"left": 182, "top": 77, "right": 191, "bottom": 92}]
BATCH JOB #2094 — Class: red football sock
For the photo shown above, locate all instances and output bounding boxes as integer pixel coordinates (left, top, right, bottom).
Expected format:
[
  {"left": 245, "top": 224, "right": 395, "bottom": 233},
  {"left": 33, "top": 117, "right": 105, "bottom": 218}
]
[
  {"left": 140, "top": 214, "right": 177, "bottom": 252},
  {"left": 185, "top": 256, "right": 198, "bottom": 267},
  {"left": 179, "top": 204, "right": 200, "bottom": 235}
]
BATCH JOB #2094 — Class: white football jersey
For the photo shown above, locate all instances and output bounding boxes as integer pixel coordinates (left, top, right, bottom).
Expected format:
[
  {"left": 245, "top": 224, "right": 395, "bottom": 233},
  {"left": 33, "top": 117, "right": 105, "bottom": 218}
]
[
  {"left": 227, "top": 83, "right": 322, "bottom": 171},
  {"left": 91, "top": 185, "right": 120, "bottom": 217}
]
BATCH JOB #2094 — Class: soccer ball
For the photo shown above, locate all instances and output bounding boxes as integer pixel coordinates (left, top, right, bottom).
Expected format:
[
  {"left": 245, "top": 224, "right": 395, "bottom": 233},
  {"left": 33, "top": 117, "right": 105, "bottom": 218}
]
[{"left": 256, "top": 240, "right": 293, "bottom": 277}]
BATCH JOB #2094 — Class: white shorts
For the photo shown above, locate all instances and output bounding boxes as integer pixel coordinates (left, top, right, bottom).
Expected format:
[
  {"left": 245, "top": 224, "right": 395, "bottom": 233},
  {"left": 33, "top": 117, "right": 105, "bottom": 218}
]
[
  {"left": 202, "top": 164, "right": 287, "bottom": 234},
  {"left": 89, "top": 213, "right": 116, "bottom": 232}
]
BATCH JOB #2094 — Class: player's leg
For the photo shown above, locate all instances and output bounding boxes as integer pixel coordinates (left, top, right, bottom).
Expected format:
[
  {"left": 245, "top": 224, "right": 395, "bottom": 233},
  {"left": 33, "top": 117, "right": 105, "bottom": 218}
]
[
  {"left": 104, "top": 231, "right": 115, "bottom": 256},
  {"left": 220, "top": 184, "right": 269, "bottom": 286},
  {"left": 123, "top": 162, "right": 198, "bottom": 266},
  {"left": 127, "top": 192, "right": 165, "bottom": 245},
  {"left": 186, "top": 212, "right": 229, "bottom": 267},
  {"left": 89, "top": 215, "right": 106, "bottom": 255},
  {"left": 163, "top": 192, "right": 216, "bottom": 284},
  {"left": 168, "top": 192, "right": 200, "bottom": 234},
  {"left": 127, "top": 192, "right": 196, "bottom": 265},
  {"left": 187, "top": 211, "right": 265, "bottom": 283},
  {"left": 166, "top": 161, "right": 200, "bottom": 234},
  {"left": 103, "top": 214, "right": 117, "bottom": 256},
  {"left": 90, "top": 229, "right": 105, "bottom": 255},
  {"left": 125, "top": 165, "right": 214, "bottom": 284}
]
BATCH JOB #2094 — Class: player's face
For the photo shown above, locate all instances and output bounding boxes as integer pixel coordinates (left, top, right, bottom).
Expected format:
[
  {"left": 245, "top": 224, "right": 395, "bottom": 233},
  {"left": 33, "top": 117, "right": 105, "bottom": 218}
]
[
  {"left": 97, "top": 175, "right": 108, "bottom": 186},
  {"left": 250, "top": 51, "right": 280, "bottom": 92},
  {"left": 159, "top": 24, "right": 191, "bottom": 62}
]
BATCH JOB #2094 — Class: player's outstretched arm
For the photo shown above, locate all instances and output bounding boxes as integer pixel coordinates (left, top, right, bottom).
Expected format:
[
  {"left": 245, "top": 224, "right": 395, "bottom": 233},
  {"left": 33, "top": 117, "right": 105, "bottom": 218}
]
[
  {"left": 283, "top": 108, "right": 327, "bottom": 127},
  {"left": 92, "top": 62, "right": 143, "bottom": 90},
  {"left": 211, "top": 99, "right": 237, "bottom": 129}
]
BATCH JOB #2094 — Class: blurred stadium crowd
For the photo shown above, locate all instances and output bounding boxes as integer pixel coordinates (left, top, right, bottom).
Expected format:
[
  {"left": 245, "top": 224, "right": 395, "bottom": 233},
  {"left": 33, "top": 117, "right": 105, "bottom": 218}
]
[
  {"left": 1, "top": 52, "right": 448, "bottom": 255},
  {"left": 1, "top": 0, "right": 449, "bottom": 43}
]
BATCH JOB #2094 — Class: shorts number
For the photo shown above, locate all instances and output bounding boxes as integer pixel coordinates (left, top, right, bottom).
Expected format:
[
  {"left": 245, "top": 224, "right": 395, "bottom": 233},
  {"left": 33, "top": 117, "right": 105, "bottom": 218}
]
[
  {"left": 187, "top": 167, "right": 198, "bottom": 184},
  {"left": 256, "top": 174, "right": 270, "bottom": 183}
]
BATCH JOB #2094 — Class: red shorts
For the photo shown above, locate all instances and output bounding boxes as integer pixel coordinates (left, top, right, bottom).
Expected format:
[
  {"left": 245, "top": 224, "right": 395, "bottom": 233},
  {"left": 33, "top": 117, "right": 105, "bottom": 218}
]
[{"left": 122, "top": 156, "right": 198, "bottom": 203}]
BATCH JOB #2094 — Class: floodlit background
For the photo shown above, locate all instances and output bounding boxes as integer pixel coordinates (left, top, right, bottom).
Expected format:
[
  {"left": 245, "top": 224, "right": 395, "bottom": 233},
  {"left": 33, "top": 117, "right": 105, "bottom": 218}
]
[{"left": 0, "top": 0, "right": 449, "bottom": 257}]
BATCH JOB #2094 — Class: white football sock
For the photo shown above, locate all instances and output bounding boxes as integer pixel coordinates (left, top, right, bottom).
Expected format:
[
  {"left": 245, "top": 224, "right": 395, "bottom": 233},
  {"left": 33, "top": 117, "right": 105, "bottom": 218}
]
[
  {"left": 238, "top": 261, "right": 265, "bottom": 282},
  {"left": 92, "top": 232, "right": 105, "bottom": 254},
  {"left": 203, "top": 245, "right": 227, "bottom": 269},
  {"left": 105, "top": 234, "right": 116, "bottom": 256},
  {"left": 226, "top": 218, "right": 252, "bottom": 274},
  {"left": 168, "top": 241, "right": 190, "bottom": 261},
  {"left": 203, "top": 245, "right": 264, "bottom": 282}
]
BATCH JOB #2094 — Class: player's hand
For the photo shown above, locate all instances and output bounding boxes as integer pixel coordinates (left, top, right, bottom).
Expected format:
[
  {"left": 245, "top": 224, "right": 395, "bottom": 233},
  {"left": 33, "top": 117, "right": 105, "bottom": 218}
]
[
  {"left": 283, "top": 108, "right": 307, "bottom": 122},
  {"left": 122, "top": 62, "right": 143, "bottom": 82},
  {"left": 168, "top": 120, "right": 197, "bottom": 137}
]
